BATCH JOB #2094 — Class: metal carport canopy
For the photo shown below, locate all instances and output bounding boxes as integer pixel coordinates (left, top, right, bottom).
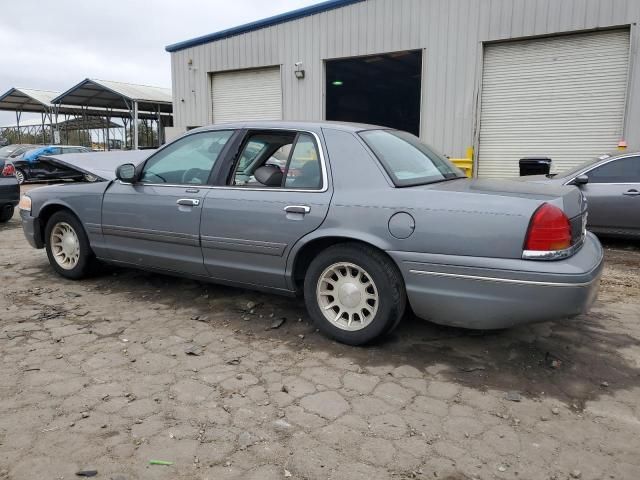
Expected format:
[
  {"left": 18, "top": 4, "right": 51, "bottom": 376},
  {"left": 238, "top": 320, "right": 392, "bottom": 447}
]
[
  {"left": 51, "top": 79, "right": 173, "bottom": 114},
  {"left": 0, "top": 87, "right": 161, "bottom": 119},
  {"left": 0, "top": 88, "right": 61, "bottom": 113}
]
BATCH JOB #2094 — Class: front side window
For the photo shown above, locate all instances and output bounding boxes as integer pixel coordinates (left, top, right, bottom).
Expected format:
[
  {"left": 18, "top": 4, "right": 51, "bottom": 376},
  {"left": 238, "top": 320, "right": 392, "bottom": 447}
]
[
  {"left": 587, "top": 156, "right": 640, "bottom": 183},
  {"left": 141, "top": 130, "right": 232, "bottom": 185},
  {"left": 359, "top": 129, "right": 464, "bottom": 187}
]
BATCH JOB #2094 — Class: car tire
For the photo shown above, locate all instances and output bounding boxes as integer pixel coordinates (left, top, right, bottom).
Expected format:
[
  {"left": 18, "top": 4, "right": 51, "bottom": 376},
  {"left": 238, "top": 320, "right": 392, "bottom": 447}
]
[
  {"left": 0, "top": 204, "right": 14, "bottom": 223},
  {"left": 15, "top": 169, "right": 26, "bottom": 184},
  {"left": 304, "top": 243, "right": 406, "bottom": 346},
  {"left": 44, "top": 210, "right": 97, "bottom": 279}
]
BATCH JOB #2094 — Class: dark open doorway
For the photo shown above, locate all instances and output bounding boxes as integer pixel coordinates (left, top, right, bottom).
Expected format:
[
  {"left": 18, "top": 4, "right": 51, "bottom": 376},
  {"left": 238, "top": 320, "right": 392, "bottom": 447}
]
[{"left": 325, "top": 50, "right": 422, "bottom": 136}]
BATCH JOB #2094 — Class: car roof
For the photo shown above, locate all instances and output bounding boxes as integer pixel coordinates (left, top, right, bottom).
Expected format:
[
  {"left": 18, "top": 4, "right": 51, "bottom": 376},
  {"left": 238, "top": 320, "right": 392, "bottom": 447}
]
[
  {"left": 190, "top": 120, "right": 386, "bottom": 135},
  {"left": 601, "top": 151, "right": 640, "bottom": 160}
]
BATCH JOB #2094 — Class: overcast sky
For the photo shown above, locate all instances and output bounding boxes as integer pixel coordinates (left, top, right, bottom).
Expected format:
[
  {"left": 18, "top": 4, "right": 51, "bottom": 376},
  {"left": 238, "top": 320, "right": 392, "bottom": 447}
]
[{"left": 0, "top": 0, "right": 320, "bottom": 126}]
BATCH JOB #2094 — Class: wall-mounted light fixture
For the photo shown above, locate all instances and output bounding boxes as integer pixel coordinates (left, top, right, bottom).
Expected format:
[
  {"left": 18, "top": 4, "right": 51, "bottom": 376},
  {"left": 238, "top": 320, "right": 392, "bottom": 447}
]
[{"left": 294, "top": 62, "right": 305, "bottom": 79}]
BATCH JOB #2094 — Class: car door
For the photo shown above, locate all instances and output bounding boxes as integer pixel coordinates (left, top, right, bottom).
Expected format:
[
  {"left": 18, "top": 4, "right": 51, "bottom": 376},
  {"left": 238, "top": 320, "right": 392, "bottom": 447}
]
[
  {"left": 101, "top": 129, "right": 236, "bottom": 275},
  {"left": 31, "top": 147, "right": 61, "bottom": 179},
  {"left": 43, "top": 147, "right": 77, "bottom": 179},
  {"left": 580, "top": 155, "right": 640, "bottom": 235},
  {"left": 201, "top": 129, "right": 332, "bottom": 290}
]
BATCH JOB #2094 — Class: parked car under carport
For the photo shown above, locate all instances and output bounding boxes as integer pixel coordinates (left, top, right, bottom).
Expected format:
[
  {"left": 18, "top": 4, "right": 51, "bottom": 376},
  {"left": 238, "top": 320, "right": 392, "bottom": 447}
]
[{"left": 12, "top": 145, "right": 92, "bottom": 184}]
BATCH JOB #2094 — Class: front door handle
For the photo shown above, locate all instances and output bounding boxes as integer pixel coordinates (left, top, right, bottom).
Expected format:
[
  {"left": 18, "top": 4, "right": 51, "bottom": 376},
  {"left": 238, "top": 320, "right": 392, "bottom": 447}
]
[
  {"left": 284, "top": 205, "right": 311, "bottom": 214},
  {"left": 177, "top": 198, "right": 200, "bottom": 207},
  {"left": 623, "top": 190, "right": 640, "bottom": 197}
]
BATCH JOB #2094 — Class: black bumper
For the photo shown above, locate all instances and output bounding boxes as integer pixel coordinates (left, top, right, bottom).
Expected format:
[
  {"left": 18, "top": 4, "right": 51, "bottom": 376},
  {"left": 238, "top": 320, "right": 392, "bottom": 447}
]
[
  {"left": 0, "top": 176, "right": 19, "bottom": 207},
  {"left": 20, "top": 209, "right": 44, "bottom": 248}
]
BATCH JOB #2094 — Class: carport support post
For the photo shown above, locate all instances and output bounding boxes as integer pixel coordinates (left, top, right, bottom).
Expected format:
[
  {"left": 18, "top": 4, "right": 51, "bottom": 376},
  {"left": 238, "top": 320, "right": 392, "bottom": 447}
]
[
  {"left": 106, "top": 110, "right": 111, "bottom": 151},
  {"left": 133, "top": 101, "right": 139, "bottom": 150},
  {"left": 15, "top": 111, "right": 21, "bottom": 143}
]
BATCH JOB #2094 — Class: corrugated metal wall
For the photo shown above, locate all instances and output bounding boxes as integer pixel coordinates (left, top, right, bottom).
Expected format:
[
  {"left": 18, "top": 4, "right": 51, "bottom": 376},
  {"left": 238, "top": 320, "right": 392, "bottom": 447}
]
[{"left": 170, "top": 0, "right": 640, "bottom": 158}]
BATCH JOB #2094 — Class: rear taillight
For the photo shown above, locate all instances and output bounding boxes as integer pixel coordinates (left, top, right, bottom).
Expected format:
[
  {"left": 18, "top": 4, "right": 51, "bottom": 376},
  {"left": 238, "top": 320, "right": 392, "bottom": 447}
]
[
  {"left": 524, "top": 203, "right": 571, "bottom": 252},
  {"left": 1, "top": 163, "right": 15, "bottom": 177}
]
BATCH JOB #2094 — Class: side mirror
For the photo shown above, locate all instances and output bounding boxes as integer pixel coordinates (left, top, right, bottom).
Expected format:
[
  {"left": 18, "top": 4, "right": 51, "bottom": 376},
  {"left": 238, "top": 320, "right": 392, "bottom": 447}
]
[
  {"left": 115, "top": 163, "right": 136, "bottom": 183},
  {"left": 573, "top": 174, "right": 589, "bottom": 186}
]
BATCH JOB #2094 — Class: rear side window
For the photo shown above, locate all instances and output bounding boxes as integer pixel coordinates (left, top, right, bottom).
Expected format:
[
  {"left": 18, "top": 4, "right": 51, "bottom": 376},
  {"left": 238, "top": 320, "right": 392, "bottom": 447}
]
[
  {"left": 359, "top": 130, "right": 464, "bottom": 187},
  {"left": 587, "top": 156, "right": 640, "bottom": 183},
  {"left": 284, "top": 134, "right": 322, "bottom": 190},
  {"left": 230, "top": 131, "right": 323, "bottom": 190}
]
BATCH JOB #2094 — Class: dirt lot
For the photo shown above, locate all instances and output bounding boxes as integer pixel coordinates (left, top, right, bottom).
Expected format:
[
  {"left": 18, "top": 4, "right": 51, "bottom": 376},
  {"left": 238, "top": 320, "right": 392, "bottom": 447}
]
[{"left": 1, "top": 193, "right": 639, "bottom": 480}]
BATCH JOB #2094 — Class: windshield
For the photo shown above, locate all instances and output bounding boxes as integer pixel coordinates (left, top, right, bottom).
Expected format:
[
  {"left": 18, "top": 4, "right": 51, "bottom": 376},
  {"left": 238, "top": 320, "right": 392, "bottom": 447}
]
[{"left": 359, "top": 130, "right": 464, "bottom": 187}]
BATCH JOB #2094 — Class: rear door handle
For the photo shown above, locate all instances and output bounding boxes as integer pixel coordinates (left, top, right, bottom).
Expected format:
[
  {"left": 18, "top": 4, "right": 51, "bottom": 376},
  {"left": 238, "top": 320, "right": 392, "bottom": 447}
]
[
  {"left": 177, "top": 198, "right": 200, "bottom": 207},
  {"left": 623, "top": 190, "right": 640, "bottom": 197},
  {"left": 284, "top": 205, "right": 311, "bottom": 214}
]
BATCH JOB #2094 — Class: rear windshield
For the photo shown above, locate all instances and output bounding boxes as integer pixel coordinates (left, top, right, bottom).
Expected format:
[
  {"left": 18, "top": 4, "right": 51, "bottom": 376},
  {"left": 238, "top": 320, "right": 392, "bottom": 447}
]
[
  {"left": 0, "top": 145, "right": 18, "bottom": 156},
  {"left": 359, "top": 130, "right": 464, "bottom": 187}
]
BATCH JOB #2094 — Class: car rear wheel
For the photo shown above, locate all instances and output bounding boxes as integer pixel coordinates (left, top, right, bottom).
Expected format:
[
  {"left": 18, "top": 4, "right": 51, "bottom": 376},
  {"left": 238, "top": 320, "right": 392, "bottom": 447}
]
[
  {"left": 45, "top": 211, "right": 97, "bottom": 279},
  {"left": 304, "top": 243, "right": 406, "bottom": 345},
  {"left": 0, "top": 204, "right": 14, "bottom": 223},
  {"left": 15, "top": 169, "right": 26, "bottom": 184}
]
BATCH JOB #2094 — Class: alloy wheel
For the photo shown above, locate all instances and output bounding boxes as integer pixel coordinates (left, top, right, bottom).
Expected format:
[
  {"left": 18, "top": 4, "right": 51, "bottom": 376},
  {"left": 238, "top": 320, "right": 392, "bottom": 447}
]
[
  {"left": 316, "top": 262, "right": 379, "bottom": 331},
  {"left": 50, "top": 222, "right": 80, "bottom": 270}
]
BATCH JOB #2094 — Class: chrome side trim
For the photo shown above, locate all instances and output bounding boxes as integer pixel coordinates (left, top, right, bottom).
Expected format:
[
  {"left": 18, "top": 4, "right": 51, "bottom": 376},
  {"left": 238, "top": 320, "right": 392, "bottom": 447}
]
[
  {"left": 200, "top": 235, "right": 286, "bottom": 256},
  {"left": 102, "top": 225, "right": 199, "bottom": 247},
  {"left": 85, "top": 222, "right": 102, "bottom": 234},
  {"left": 408, "top": 269, "right": 594, "bottom": 287}
]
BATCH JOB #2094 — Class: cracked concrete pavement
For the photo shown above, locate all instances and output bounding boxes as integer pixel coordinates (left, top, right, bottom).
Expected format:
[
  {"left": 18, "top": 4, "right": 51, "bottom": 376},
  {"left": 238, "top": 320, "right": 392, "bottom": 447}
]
[{"left": 1, "top": 194, "right": 639, "bottom": 480}]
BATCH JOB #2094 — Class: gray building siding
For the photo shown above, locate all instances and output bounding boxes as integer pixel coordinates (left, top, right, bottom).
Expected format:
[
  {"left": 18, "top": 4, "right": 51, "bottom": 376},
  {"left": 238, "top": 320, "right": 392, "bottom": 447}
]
[{"left": 170, "top": 0, "right": 640, "bottom": 158}]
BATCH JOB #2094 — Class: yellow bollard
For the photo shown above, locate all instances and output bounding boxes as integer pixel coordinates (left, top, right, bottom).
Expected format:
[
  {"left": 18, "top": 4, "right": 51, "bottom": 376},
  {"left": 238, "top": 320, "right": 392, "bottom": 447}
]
[{"left": 450, "top": 147, "right": 474, "bottom": 178}]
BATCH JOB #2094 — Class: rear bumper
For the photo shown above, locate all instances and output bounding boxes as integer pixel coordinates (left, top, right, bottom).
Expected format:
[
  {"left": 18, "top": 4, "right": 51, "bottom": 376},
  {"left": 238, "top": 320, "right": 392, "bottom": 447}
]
[
  {"left": 0, "top": 176, "right": 19, "bottom": 207},
  {"left": 389, "top": 232, "right": 604, "bottom": 329}
]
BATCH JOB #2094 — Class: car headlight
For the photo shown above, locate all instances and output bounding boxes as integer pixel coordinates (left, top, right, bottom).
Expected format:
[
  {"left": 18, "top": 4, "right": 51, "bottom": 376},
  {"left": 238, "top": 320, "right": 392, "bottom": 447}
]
[{"left": 18, "top": 195, "right": 31, "bottom": 213}]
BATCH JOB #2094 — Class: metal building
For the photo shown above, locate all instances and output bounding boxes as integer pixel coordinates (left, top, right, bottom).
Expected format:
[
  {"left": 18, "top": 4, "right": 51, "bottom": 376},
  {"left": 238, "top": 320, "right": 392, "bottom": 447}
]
[{"left": 166, "top": 0, "right": 640, "bottom": 177}]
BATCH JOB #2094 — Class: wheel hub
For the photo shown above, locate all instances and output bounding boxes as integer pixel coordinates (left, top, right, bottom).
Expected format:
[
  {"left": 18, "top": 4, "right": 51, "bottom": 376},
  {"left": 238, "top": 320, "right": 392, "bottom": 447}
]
[
  {"left": 337, "top": 282, "right": 362, "bottom": 309},
  {"left": 62, "top": 233, "right": 77, "bottom": 255}
]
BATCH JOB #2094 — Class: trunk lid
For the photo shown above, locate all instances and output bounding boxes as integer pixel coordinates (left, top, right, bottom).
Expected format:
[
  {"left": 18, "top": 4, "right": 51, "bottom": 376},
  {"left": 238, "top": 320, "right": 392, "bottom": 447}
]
[
  {"left": 426, "top": 178, "right": 586, "bottom": 219},
  {"left": 421, "top": 178, "right": 588, "bottom": 255}
]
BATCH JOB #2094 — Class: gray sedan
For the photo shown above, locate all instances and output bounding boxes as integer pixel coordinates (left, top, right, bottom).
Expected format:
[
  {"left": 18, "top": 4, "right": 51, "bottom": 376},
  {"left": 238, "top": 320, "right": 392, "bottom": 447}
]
[
  {"left": 519, "top": 152, "right": 640, "bottom": 238},
  {"left": 18, "top": 122, "right": 603, "bottom": 345}
]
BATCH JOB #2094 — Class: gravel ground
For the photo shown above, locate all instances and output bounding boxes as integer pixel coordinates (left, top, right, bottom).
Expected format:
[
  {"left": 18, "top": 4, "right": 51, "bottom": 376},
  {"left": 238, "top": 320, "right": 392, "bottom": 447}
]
[{"left": 0, "top": 192, "right": 639, "bottom": 480}]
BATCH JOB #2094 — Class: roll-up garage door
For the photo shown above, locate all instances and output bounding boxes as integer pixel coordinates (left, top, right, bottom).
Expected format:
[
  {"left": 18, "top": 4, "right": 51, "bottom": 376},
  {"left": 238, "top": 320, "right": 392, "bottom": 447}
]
[
  {"left": 477, "top": 29, "right": 630, "bottom": 177},
  {"left": 210, "top": 67, "right": 282, "bottom": 124}
]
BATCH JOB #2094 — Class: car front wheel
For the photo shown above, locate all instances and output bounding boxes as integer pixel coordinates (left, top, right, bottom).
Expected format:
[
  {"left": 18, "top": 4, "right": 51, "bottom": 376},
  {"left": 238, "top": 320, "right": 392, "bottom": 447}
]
[
  {"left": 45, "top": 211, "right": 96, "bottom": 279},
  {"left": 304, "top": 243, "right": 406, "bottom": 345}
]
